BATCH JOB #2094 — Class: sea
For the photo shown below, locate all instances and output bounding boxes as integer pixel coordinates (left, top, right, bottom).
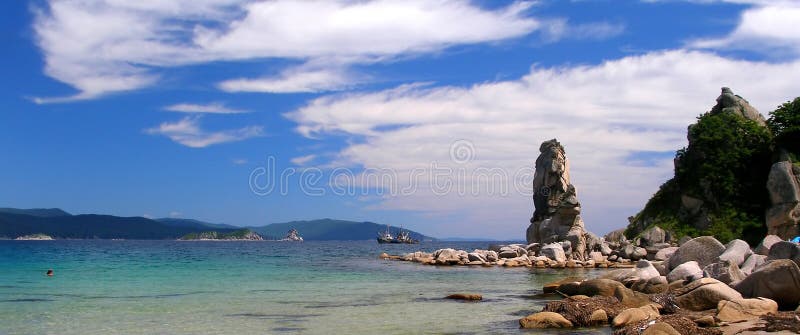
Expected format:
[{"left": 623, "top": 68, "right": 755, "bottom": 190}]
[{"left": 0, "top": 240, "right": 611, "bottom": 335}]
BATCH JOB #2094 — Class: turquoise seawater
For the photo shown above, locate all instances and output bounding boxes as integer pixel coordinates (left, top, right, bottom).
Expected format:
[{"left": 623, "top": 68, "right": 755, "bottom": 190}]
[{"left": 0, "top": 240, "right": 610, "bottom": 335}]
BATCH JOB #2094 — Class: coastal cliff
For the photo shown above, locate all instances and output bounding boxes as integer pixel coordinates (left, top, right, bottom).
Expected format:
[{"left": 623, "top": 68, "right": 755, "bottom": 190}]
[{"left": 627, "top": 88, "right": 799, "bottom": 244}]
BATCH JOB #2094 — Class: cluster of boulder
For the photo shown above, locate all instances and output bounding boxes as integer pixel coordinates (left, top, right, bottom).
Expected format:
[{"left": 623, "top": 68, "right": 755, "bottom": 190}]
[
  {"left": 518, "top": 234, "right": 800, "bottom": 334},
  {"left": 380, "top": 225, "right": 681, "bottom": 269}
]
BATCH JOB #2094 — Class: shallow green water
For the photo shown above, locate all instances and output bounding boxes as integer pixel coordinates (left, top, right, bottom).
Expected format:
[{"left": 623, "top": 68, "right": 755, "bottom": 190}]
[{"left": 0, "top": 240, "right": 610, "bottom": 334}]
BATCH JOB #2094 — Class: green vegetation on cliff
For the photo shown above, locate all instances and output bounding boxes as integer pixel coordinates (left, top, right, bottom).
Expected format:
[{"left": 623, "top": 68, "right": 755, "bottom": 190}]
[
  {"left": 768, "top": 97, "right": 800, "bottom": 159},
  {"left": 628, "top": 92, "right": 799, "bottom": 245},
  {"left": 179, "top": 229, "right": 261, "bottom": 240}
]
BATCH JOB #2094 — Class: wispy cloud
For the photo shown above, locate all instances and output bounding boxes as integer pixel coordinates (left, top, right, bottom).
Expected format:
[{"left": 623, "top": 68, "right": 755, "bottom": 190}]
[
  {"left": 164, "top": 102, "right": 248, "bottom": 114},
  {"left": 232, "top": 158, "right": 248, "bottom": 165},
  {"left": 145, "top": 116, "right": 263, "bottom": 148},
  {"left": 688, "top": 2, "right": 800, "bottom": 58},
  {"left": 290, "top": 154, "right": 317, "bottom": 166},
  {"left": 32, "top": 0, "right": 545, "bottom": 101},
  {"left": 219, "top": 66, "right": 360, "bottom": 94}
]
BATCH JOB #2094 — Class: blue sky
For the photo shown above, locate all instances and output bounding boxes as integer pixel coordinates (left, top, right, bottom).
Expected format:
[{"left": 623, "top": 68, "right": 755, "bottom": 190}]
[{"left": 2, "top": 0, "right": 800, "bottom": 239}]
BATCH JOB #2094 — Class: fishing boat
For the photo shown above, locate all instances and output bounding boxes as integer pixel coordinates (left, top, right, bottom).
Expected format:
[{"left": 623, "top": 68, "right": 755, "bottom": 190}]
[{"left": 376, "top": 226, "right": 418, "bottom": 244}]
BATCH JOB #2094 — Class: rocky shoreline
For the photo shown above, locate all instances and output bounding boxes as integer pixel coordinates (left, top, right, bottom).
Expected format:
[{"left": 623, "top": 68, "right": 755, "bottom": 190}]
[{"left": 380, "top": 233, "right": 800, "bottom": 334}]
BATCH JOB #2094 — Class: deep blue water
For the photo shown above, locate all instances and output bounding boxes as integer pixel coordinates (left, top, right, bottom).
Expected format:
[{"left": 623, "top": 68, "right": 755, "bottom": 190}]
[{"left": 0, "top": 240, "right": 609, "bottom": 335}]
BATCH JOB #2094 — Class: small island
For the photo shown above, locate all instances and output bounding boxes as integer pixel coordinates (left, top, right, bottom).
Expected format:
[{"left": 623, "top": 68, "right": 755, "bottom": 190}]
[
  {"left": 179, "top": 229, "right": 263, "bottom": 241},
  {"left": 14, "top": 233, "right": 53, "bottom": 240},
  {"left": 279, "top": 228, "right": 303, "bottom": 241}
]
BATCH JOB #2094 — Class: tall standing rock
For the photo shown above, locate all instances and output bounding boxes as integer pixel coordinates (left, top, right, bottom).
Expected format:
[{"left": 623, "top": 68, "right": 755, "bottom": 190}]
[
  {"left": 766, "top": 161, "right": 800, "bottom": 240},
  {"left": 527, "top": 139, "right": 588, "bottom": 260}
]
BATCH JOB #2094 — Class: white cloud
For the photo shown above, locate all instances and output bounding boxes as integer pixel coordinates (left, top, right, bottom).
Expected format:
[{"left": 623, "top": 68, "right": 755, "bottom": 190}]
[
  {"left": 290, "top": 154, "right": 317, "bottom": 166},
  {"left": 169, "top": 211, "right": 182, "bottom": 218},
  {"left": 219, "top": 66, "right": 358, "bottom": 93},
  {"left": 232, "top": 158, "right": 248, "bottom": 165},
  {"left": 145, "top": 116, "right": 263, "bottom": 148},
  {"left": 164, "top": 102, "right": 248, "bottom": 114},
  {"left": 689, "top": 3, "right": 800, "bottom": 57},
  {"left": 32, "top": 0, "right": 544, "bottom": 100},
  {"left": 287, "top": 50, "right": 800, "bottom": 238}
]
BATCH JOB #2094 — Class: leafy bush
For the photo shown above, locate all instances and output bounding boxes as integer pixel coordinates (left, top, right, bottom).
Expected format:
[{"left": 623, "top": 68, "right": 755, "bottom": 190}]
[{"left": 768, "top": 97, "right": 800, "bottom": 157}]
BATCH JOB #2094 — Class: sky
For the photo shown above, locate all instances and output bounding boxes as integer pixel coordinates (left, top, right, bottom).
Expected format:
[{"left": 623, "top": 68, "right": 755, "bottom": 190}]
[{"left": 2, "top": 0, "right": 800, "bottom": 239}]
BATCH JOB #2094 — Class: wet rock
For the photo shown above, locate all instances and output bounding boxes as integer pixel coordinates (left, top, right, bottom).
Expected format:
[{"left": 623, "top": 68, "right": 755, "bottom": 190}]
[
  {"left": 576, "top": 278, "right": 626, "bottom": 297},
  {"left": 612, "top": 304, "right": 660, "bottom": 328},
  {"left": 543, "top": 295, "right": 622, "bottom": 327},
  {"left": 702, "top": 260, "right": 746, "bottom": 285},
  {"left": 716, "top": 298, "right": 778, "bottom": 322},
  {"left": 673, "top": 278, "right": 743, "bottom": 311},
  {"left": 734, "top": 259, "right": 800, "bottom": 310},
  {"left": 667, "top": 261, "right": 703, "bottom": 283},
  {"left": 445, "top": 293, "right": 482, "bottom": 301},
  {"left": 642, "top": 322, "right": 681, "bottom": 335},
  {"left": 718, "top": 239, "right": 752, "bottom": 267},
  {"left": 519, "top": 311, "right": 573, "bottom": 329},
  {"left": 668, "top": 236, "right": 725, "bottom": 270},
  {"left": 543, "top": 277, "right": 583, "bottom": 294},
  {"left": 588, "top": 309, "right": 608, "bottom": 326},
  {"left": 693, "top": 315, "right": 716, "bottom": 327}
]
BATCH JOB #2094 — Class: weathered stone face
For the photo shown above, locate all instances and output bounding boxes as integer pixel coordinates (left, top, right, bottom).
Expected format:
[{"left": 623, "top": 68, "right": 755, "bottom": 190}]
[
  {"left": 710, "top": 87, "right": 767, "bottom": 126},
  {"left": 766, "top": 161, "right": 800, "bottom": 240},
  {"left": 527, "top": 139, "right": 587, "bottom": 260}
]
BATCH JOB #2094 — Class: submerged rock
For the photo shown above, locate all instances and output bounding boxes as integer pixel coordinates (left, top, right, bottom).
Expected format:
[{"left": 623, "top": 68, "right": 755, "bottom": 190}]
[
  {"left": 444, "top": 293, "right": 482, "bottom": 301},
  {"left": 519, "top": 311, "right": 573, "bottom": 329}
]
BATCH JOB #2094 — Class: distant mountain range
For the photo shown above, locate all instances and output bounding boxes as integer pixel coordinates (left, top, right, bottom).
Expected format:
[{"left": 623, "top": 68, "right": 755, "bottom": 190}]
[{"left": 0, "top": 208, "right": 435, "bottom": 241}]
